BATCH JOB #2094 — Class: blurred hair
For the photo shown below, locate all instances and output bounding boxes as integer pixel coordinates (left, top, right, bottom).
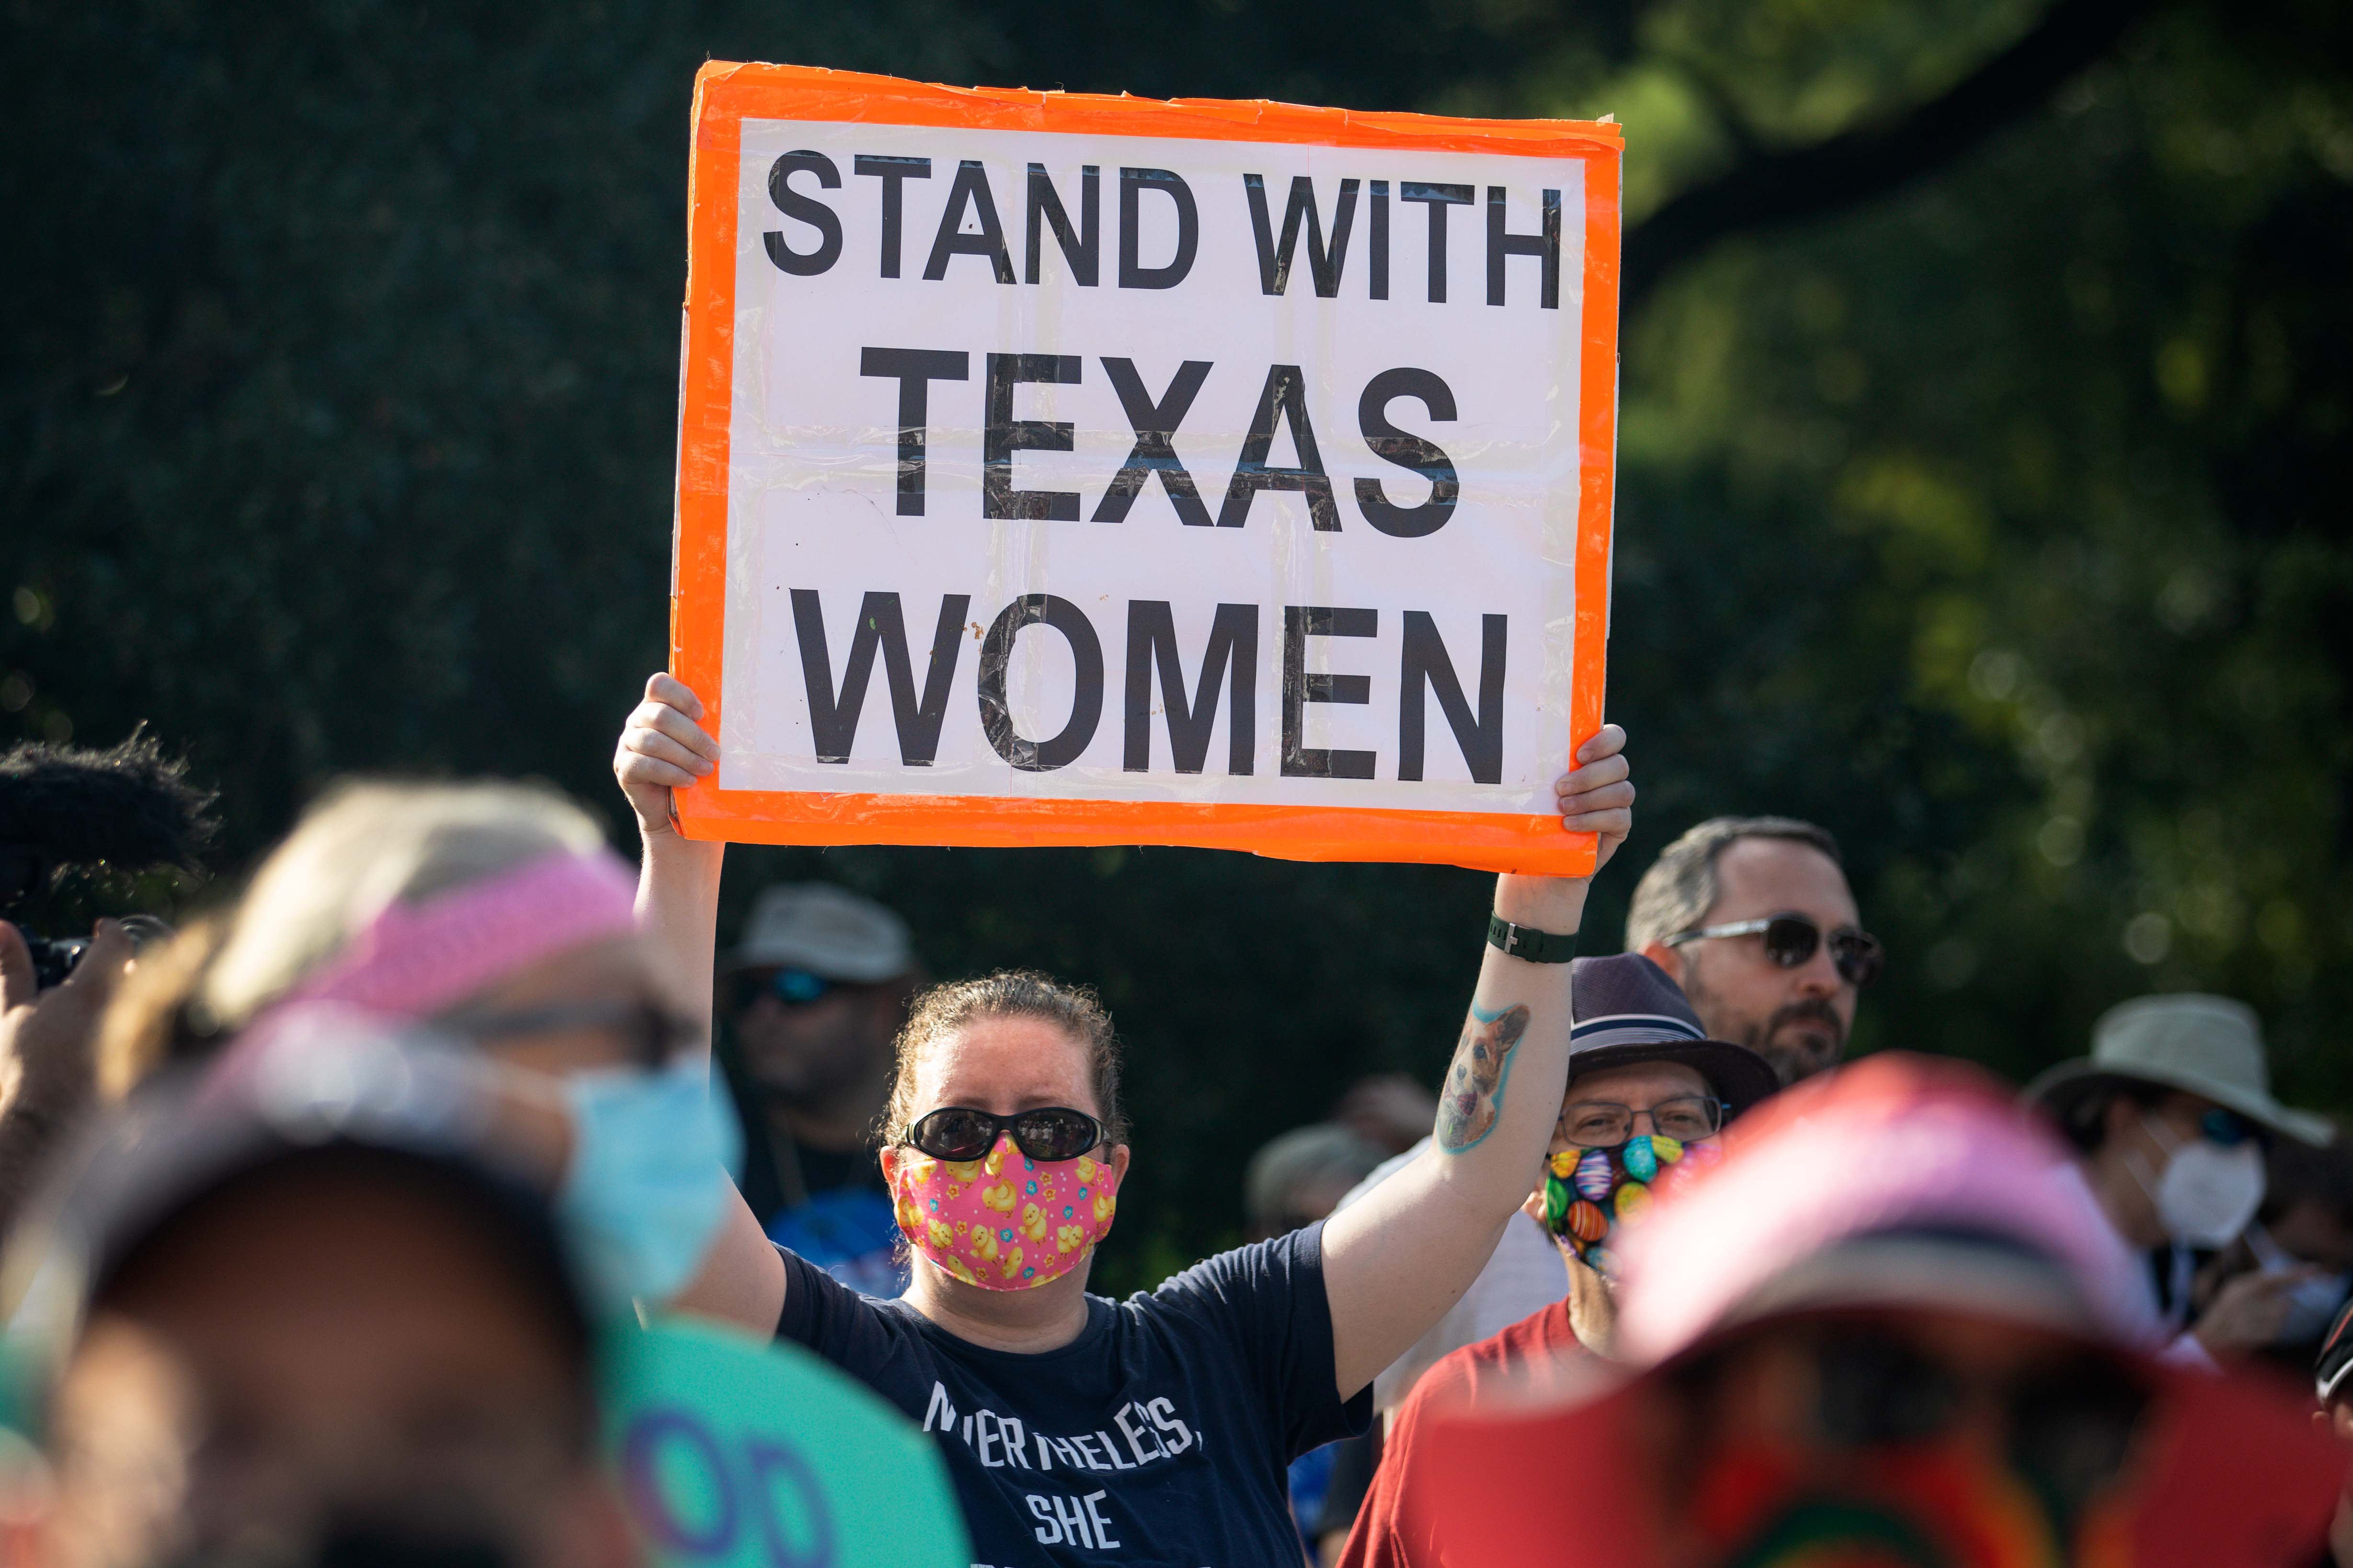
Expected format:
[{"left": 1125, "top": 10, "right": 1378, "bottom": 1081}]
[
  {"left": 1624, "top": 816, "right": 1844, "bottom": 955},
  {"left": 94, "top": 913, "right": 229, "bottom": 1097},
  {"left": 1244, "top": 1123, "right": 1384, "bottom": 1233},
  {"left": 2263, "top": 1127, "right": 2353, "bottom": 1227},
  {"left": 201, "top": 780, "right": 603, "bottom": 1028},
  {"left": 94, "top": 780, "right": 605, "bottom": 1095},
  {"left": 2049, "top": 1076, "right": 2172, "bottom": 1155},
  {"left": 882, "top": 970, "right": 1128, "bottom": 1148}
]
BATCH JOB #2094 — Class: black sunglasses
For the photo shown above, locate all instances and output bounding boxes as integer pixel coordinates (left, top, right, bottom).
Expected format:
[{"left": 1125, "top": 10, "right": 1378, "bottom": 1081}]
[
  {"left": 731, "top": 966, "right": 837, "bottom": 1013},
  {"left": 442, "top": 999, "right": 700, "bottom": 1071},
  {"left": 901, "top": 1105, "right": 1108, "bottom": 1164},
  {"left": 1666, "top": 912, "right": 1884, "bottom": 988},
  {"left": 1677, "top": 1321, "right": 2149, "bottom": 1521}
]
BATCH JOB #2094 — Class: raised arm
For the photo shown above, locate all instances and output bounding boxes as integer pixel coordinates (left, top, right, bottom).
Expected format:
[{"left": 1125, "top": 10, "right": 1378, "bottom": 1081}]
[
  {"left": 612, "top": 672, "right": 788, "bottom": 1332},
  {"left": 613, "top": 673, "right": 727, "bottom": 1031},
  {"left": 1318, "top": 727, "right": 1633, "bottom": 1398}
]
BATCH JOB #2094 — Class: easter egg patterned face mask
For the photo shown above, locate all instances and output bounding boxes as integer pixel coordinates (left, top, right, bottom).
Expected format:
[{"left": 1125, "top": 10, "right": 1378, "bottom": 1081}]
[
  {"left": 1542, "top": 1132, "right": 1721, "bottom": 1277},
  {"left": 889, "top": 1132, "right": 1119, "bottom": 1290}
]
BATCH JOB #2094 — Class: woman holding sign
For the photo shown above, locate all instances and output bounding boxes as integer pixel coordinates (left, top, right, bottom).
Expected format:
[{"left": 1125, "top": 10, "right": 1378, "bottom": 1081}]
[{"left": 620, "top": 672, "right": 1635, "bottom": 1567}]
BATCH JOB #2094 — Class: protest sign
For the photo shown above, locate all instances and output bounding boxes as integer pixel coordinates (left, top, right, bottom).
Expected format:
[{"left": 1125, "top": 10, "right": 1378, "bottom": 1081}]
[
  {"left": 605, "top": 1316, "right": 969, "bottom": 1568},
  {"left": 670, "top": 63, "right": 1622, "bottom": 874}
]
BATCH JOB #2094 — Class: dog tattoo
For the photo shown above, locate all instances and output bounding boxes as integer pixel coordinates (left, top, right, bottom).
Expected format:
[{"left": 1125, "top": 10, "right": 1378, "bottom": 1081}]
[{"left": 1436, "top": 1003, "right": 1532, "bottom": 1151}]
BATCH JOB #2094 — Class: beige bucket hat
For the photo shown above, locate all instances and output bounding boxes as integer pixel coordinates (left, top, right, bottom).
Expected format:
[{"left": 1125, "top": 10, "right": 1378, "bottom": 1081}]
[{"left": 2023, "top": 992, "right": 2332, "bottom": 1146}]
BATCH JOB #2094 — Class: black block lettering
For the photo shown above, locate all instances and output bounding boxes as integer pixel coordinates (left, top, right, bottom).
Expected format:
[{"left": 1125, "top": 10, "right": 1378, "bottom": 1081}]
[
  {"left": 1399, "top": 611, "right": 1506, "bottom": 783},
  {"left": 859, "top": 348, "right": 970, "bottom": 516},
  {"left": 978, "top": 595, "right": 1105, "bottom": 771},
  {"left": 1244, "top": 174, "right": 1358, "bottom": 297},
  {"left": 1399, "top": 182, "right": 1473, "bottom": 303},
  {"left": 1355, "top": 367, "right": 1460, "bottom": 538},
  {"left": 1219, "top": 365, "right": 1338, "bottom": 530},
  {"left": 1026, "top": 164, "right": 1101, "bottom": 286},
  {"left": 1092, "top": 358, "right": 1214, "bottom": 527},
  {"left": 764, "top": 151, "right": 843, "bottom": 276},
  {"left": 1369, "top": 180, "right": 1390, "bottom": 301},
  {"left": 852, "top": 154, "right": 932, "bottom": 279},
  {"left": 1119, "top": 168, "right": 1198, "bottom": 289},
  {"left": 791, "top": 590, "right": 972, "bottom": 764},
  {"left": 1485, "top": 186, "right": 1561, "bottom": 308},
  {"left": 984, "top": 354, "right": 1082, "bottom": 521},
  {"left": 1281, "top": 605, "right": 1377, "bottom": 779},
  {"left": 1124, "top": 602, "right": 1257, "bottom": 774},
  {"left": 924, "top": 159, "right": 1016, "bottom": 284}
]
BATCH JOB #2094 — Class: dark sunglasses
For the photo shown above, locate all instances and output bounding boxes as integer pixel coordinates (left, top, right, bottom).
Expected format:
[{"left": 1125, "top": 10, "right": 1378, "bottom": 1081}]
[
  {"left": 1679, "top": 1321, "right": 2149, "bottom": 1517},
  {"left": 442, "top": 999, "right": 700, "bottom": 1071},
  {"left": 1666, "top": 912, "right": 1884, "bottom": 988},
  {"left": 731, "top": 966, "right": 837, "bottom": 1013},
  {"left": 901, "top": 1105, "right": 1108, "bottom": 1164},
  {"left": 2198, "top": 1107, "right": 2257, "bottom": 1147}
]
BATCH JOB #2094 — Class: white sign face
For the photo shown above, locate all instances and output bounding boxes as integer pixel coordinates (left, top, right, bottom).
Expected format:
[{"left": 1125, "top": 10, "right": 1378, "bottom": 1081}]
[{"left": 674, "top": 67, "right": 1622, "bottom": 871}]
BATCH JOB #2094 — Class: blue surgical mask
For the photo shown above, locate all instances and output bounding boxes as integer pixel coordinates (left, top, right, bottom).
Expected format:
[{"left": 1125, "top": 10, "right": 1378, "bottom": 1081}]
[
  {"left": 2247, "top": 1223, "right": 2353, "bottom": 1345},
  {"left": 557, "top": 1054, "right": 742, "bottom": 1309}
]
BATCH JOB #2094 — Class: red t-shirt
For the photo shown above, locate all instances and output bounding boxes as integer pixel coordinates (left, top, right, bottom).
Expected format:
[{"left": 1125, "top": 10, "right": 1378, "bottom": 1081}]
[{"left": 1335, "top": 1298, "right": 1586, "bottom": 1568}]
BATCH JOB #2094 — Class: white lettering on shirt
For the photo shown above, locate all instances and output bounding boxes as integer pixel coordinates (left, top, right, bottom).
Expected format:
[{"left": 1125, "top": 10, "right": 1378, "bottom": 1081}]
[
  {"left": 1113, "top": 1403, "right": 1165, "bottom": 1466},
  {"left": 1147, "top": 1396, "right": 1194, "bottom": 1455},
  {"left": 1083, "top": 1491, "right": 1120, "bottom": 1549},
  {"left": 1050, "top": 1493, "right": 1094, "bottom": 1549},
  {"left": 923, "top": 1382, "right": 958, "bottom": 1434},
  {"left": 983, "top": 1409, "right": 1006, "bottom": 1468},
  {"left": 925, "top": 1391, "right": 1201, "bottom": 1492}
]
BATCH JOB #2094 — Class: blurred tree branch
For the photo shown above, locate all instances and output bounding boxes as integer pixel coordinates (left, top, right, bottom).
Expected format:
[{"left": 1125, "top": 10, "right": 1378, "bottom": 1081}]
[{"left": 1624, "top": 0, "right": 2158, "bottom": 309}]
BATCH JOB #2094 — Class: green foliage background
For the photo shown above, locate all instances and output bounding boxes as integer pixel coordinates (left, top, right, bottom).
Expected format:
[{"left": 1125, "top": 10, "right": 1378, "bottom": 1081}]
[{"left": 4, "top": 0, "right": 2350, "bottom": 1285}]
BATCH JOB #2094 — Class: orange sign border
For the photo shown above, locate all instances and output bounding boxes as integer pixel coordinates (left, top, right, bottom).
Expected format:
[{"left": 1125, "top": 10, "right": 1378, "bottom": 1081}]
[{"left": 670, "top": 61, "right": 1622, "bottom": 875}]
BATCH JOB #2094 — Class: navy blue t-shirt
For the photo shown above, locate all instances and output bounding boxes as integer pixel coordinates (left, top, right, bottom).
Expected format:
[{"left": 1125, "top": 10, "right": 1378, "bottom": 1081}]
[{"left": 775, "top": 1221, "right": 1371, "bottom": 1567}]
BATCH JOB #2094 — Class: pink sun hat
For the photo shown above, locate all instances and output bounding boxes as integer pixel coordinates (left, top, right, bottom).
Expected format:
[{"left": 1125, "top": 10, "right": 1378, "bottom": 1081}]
[{"left": 1610, "top": 1051, "right": 2165, "bottom": 1367}]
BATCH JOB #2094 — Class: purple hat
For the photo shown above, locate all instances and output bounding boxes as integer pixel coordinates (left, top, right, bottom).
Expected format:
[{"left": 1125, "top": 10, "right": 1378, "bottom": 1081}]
[{"left": 1568, "top": 953, "right": 1780, "bottom": 1118}]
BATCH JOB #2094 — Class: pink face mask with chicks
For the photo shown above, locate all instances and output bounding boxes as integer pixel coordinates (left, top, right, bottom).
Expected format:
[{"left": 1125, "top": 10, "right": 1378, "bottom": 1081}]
[{"left": 890, "top": 1134, "right": 1119, "bottom": 1290}]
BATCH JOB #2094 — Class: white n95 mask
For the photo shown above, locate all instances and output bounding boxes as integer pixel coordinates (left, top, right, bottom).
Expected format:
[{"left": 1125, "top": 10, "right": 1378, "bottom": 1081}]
[{"left": 2139, "top": 1115, "right": 2264, "bottom": 1249}]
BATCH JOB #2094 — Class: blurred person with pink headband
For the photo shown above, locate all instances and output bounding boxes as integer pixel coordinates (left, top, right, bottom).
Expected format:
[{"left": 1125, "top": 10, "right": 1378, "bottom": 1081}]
[
  {"left": 12, "top": 1021, "right": 640, "bottom": 1568},
  {"left": 87, "top": 780, "right": 741, "bottom": 1311},
  {"left": 613, "top": 672, "right": 1638, "bottom": 1568},
  {"left": 1380, "top": 1054, "right": 2345, "bottom": 1568}
]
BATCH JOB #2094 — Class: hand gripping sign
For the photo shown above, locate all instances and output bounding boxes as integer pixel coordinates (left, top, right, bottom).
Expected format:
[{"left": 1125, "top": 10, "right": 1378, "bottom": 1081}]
[
  {"left": 671, "top": 63, "right": 1622, "bottom": 875},
  {"left": 605, "top": 1317, "right": 969, "bottom": 1568}
]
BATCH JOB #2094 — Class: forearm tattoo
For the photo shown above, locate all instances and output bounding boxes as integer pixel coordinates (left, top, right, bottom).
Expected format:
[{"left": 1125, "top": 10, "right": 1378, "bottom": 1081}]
[{"left": 1435, "top": 1002, "right": 1531, "bottom": 1151}]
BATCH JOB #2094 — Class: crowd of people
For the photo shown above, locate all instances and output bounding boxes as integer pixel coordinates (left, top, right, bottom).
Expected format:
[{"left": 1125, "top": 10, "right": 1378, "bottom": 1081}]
[{"left": 0, "top": 668, "right": 2344, "bottom": 1566}]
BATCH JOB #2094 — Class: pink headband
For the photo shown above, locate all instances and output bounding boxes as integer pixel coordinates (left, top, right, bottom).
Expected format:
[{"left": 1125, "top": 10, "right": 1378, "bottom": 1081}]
[{"left": 276, "top": 848, "right": 640, "bottom": 1022}]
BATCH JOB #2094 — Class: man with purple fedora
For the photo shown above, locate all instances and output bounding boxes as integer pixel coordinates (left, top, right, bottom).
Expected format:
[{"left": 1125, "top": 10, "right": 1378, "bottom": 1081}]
[{"left": 1333, "top": 954, "right": 1776, "bottom": 1568}]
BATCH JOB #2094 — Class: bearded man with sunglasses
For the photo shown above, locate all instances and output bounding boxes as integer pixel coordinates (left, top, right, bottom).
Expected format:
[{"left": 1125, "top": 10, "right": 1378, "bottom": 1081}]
[{"left": 1625, "top": 816, "right": 1882, "bottom": 1086}]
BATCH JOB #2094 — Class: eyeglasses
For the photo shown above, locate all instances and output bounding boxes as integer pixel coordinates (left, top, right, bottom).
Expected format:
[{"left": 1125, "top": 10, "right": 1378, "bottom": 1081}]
[
  {"left": 443, "top": 1000, "right": 700, "bottom": 1070},
  {"left": 731, "top": 966, "right": 837, "bottom": 1013},
  {"left": 901, "top": 1106, "right": 1108, "bottom": 1163},
  {"left": 1665, "top": 913, "right": 1884, "bottom": 988},
  {"left": 1559, "top": 1094, "right": 1725, "bottom": 1148}
]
